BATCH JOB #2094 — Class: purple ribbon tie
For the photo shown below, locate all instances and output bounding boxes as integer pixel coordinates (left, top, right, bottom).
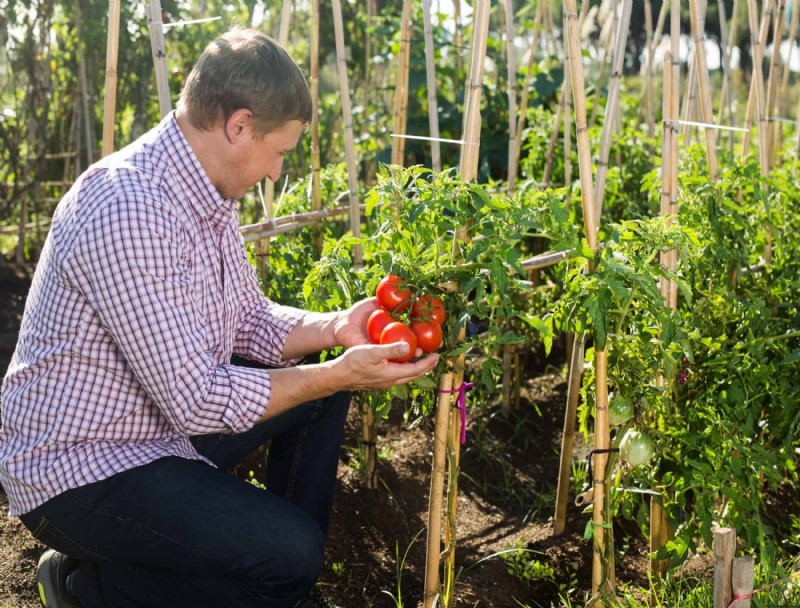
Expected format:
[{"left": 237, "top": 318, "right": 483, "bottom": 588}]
[{"left": 436, "top": 381, "right": 475, "bottom": 444}]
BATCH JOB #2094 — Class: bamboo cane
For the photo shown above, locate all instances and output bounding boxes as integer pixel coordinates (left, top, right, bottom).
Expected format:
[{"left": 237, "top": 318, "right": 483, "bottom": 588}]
[
  {"left": 512, "top": 2, "right": 544, "bottom": 174},
  {"left": 644, "top": 0, "right": 655, "bottom": 138},
  {"left": 74, "top": 0, "right": 95, "bottom": 166},
  {"left": 765, "top": 0, "right": 785, "bottom": 169},
  {"left": 147, "top": 0, "right": 171, "bottom": 118},
  {"left": 425, "top": 4, "right": 490, "bottom": 606},
  {"left": 332, "top": 0, "right": 363, "bottom": 267},
  {"left": 595, "top": 0, "right": 633, "bottom": 219},
  {"left": 552, "top": 334, "right": 586, "bottom": 536},
  {"left": 641, "top": 0, "right": 669, "bottom": 136},
  {"left": 542, "top": 0, "right": 588, "bottom": 187},
  {"left": 778, "top": 0, "right": 799, "bottom": 154},
  {"left": 310, "top": 0, "right": 323, "bottom": 254},
  {"left": 564, "top": 0, "right": 609, "bottom": 594},
  {"left": 589, "top": 5, "right": 618, "bottom": 128},
  {"left": 564, "top": 53, "right": 572, "bottom": 193},
  {"left": 424, "top": 373, "right": 454, "bottom": 608},
  {"left": 253, "top": 2, "right": 294, "bottom": 283},
  {"left": 688, "top": 0, "right": 719, "bottom": 182},
  {"left": 741, "top": 0, "right": 773, "bottom": 169},
  {"left": 392, "top": 0, "right": 413, "bottom": 166},
  {"left": 504, "top": 0, "right": 519, "bottom": 194},
  {"left": 422, "top": 0, "right": 442, "bottom": 172},
  {"left": 716, "top": 0, "right": 738, "bottom": 150},
  {"left": 101, "top": 0, "right": 121, "bottom": 157}
]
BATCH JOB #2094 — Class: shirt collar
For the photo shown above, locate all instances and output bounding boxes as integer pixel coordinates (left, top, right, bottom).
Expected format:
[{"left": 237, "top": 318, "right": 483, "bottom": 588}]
[{"left": 161, "top": 113, "right": 238, "bottom": 224}]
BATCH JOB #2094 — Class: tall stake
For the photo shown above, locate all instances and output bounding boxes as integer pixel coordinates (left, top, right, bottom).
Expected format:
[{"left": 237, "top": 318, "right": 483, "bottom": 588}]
[
  {"left": 564, "top": 0, "right": 609, "bottom": 597},
  {"left": 392, "top": 0, "right": 413, "bottom": 166},
  {"left": 147, "top": 0, "right": 171, "bottom": 118},
  {"left": 716, "top": 0, "right": 738, "bottom": 150},
  {"left": 778, "top": 0, "right": 799, "bottom": 154},
  {"left": 310, "top": 0, "right": 322, "bottom": 254},
  {"left": 512, "top": 2, "right": 544, "bottom": 175},
  {"left": 764, "top": 0, "right": 785, "bottom": 169},
  {"left": 595, "top": 0, "right": 633, "bottom": 219},
  {"left": 504, "top": 0, "right": 518, "bottom": 194},
  {"left": 101, "top": 0, "right": 121, "bottom": 157},
  {"left": 424, "top": 3, "right": 490, "bottom": 607},
  {"left": 422, "top": 0, "right": 442, "bottom": 171},
  {"left": 688, "top": 0, "right": 719, "bottom": 182},
  {"left": 742, "top": 0, "right": 772, "bottom": 169}
]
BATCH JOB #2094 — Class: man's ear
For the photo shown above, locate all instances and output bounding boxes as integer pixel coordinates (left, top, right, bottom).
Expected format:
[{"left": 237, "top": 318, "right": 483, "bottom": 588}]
[{"left": 223, "top": 108, "right": 253, "bottom": 143}]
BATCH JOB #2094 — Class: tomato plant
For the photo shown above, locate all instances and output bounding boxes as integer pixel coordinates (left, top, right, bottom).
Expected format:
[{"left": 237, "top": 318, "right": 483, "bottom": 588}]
[{"left": 380, "top": 322, "right": 417, "bottom": 363}]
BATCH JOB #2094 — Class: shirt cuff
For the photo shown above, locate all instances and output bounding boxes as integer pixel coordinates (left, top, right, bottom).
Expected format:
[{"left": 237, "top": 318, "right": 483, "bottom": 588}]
[{"left": 222, "top": 365, "right": 274, "bottom": 433}]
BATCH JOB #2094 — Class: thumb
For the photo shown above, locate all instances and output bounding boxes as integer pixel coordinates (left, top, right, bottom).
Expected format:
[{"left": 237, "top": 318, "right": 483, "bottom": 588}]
[{"left": 380, "top": 340, "right": 411, "bottom": 361}]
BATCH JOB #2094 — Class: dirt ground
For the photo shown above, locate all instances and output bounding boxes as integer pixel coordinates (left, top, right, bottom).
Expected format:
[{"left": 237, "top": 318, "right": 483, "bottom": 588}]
[{"left": 0, "top": 262, "right": 714, "bottom": 608}]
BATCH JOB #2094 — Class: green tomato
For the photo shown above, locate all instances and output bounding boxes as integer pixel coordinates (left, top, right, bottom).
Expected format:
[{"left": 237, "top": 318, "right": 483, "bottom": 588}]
[
  {"left": 619, "top": 429, "right": 655, "bottom": 468},
  {"left": 608, "top": 394, "right": 634, "bottom": 426}
]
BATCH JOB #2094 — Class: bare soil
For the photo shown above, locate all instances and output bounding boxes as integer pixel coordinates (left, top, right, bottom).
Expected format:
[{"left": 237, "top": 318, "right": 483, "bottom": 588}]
[{"left": 0, "top": 263, "right": 715, "bottom": 607}]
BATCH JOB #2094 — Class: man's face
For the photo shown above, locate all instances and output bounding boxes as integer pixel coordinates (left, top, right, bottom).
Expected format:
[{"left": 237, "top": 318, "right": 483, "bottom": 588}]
[{"left": 219, "top": 118, "right": 305, "bottom": 200}]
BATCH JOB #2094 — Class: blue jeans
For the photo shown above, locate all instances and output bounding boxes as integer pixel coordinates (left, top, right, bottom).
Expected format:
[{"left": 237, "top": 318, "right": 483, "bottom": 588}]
[{"left": 19, "top": 387, "right": 352, "bottom": 608}]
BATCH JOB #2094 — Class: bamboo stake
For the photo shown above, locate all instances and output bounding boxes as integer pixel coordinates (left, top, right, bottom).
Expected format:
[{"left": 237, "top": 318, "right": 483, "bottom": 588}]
[
  {"left": 391, "top": 0, "right": 413, "bottom": 166},
  {"left": 543, "top": 0, "right": 589, "bottom": 187},
  {"left": 644, "top": 0, "right": 655, "bottom": 138},
  {"left": 742, "top": 0, "right": 773, "bottom": 170},
  {"left": 552, "top": 334, "right": 586, "bottom": 536},
  {"left": 564, "top": 52, "right": 572, "bottom": 193},
  {"left": 147, "top": 0, "right": 171, "bottom": 118},
  {"left": 74, "top": 0, "right": 95, "bottom": 166},
  {"left": 504, "top": 0, "right": 518, "bottom": 194},
  {"left": 688, "top": 0, "right": 719, "bottom": 182},
  {"left": 564, "top": 0, "right": 610, "bottom": 596},
  {"left": 332, "top": 0, "right": 363, "bottom": 267},
  {"left": 641, "top": 0, "right": 669, "bottom": 136},
  {"left": 765, "top": 0, "right": 785, "bottom": 168},
  {"left": 426, "top": 4, "right": 490, "bottom": 606},
  {"left": 778, "top": 0, "right": 799, "bottom": 154},
  {"left": 422, "top": 0, "right": 442, "bottom": 172},
  {"left": 424, "top": 373, "right": 454, "bottom": 608},
  {"left": 512, "top": 2, "right": 544, "bottom": 174},
  {"left": 253, "top": 2, "right": 294, "bottom": 283},
  {"left": 716, "top": 0, "right": 738, "bottom": 150},
  {"left": 101, "top": 0, "right": 121, "bottom": 157},
  {"left": 310, "top": 0, "right": 323, "bottom": 254},
  {"left": 589, "top": 5, "right": 618, "bottom": 128},
  {"left": 595, "top": 0, "right": 633, "bottom": 219}
]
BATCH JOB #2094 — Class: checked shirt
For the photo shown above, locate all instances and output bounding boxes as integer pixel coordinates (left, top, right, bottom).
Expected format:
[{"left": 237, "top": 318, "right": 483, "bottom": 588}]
[{"left": 0, "top": 114, "right": 304, "bottom": 516}]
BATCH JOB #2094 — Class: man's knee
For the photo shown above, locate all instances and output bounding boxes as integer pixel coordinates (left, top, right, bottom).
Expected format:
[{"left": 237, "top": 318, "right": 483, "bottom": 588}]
[{"left": 242, "top": 519, "right": 325, "bottom": 602}]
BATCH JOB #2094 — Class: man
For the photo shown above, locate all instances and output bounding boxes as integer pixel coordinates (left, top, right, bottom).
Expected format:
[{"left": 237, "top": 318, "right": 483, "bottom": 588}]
[{"left": 0, "top": 28, "right": 437, "bottom": 608}]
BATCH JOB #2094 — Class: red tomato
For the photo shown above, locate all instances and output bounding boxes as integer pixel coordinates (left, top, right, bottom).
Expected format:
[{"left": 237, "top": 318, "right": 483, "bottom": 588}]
[
  {"left": 410, "top": 320, "right": 442, "bottom": 353},
  {"left": 410, "top": 294, "right": 446, "bottom": 325},
  {"left": 380, "top": 322, "right": 417, "bottom": 363},
  {"left": 367, "top": 309, "right": 394, "bottom": 344},
  {"left": 375, "top": 275, "right": 413, "bottom": 314}
]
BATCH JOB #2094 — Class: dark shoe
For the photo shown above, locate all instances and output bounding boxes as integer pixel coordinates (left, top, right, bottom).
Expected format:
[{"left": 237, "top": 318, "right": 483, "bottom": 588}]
[
  {"left": 295, "top": 585, "right": 343, "bottom": 608},
  {"left": 36, "top": 549, "right": 81, "bottom": 608}
]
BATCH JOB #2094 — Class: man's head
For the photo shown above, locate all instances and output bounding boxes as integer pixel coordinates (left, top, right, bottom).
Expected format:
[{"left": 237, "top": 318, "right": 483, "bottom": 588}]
[{"left": 178, "top": 28, "right": 312, "bottom": 138}]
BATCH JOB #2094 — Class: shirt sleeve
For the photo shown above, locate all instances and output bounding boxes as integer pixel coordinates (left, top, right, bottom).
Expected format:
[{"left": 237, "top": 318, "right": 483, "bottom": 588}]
[
  {"left": 67, "top": 180, "right": 268, "bottom": 436},
  {"left": 231, "top": 229, "right": 306, "bottom": 365}
]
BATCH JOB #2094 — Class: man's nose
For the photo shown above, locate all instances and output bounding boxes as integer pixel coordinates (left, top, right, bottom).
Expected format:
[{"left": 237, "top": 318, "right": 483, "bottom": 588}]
[{"left": 267, "top": 159, "right": 284, "bottom": 183}]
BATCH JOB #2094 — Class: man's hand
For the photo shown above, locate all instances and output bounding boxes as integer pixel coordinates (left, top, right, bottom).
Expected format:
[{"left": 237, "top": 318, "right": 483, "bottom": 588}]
[
  {"left": 332, "top": 342, "right": 439, "bottom": 391},
  {"left": 331, "top": 298, "right": 380, "bottom": 349}
]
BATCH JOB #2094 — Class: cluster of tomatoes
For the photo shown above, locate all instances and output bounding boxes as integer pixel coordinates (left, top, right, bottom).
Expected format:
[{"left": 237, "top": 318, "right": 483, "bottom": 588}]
[{"left": 367, "top": 274, "right": 446, "bottom": 363}]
